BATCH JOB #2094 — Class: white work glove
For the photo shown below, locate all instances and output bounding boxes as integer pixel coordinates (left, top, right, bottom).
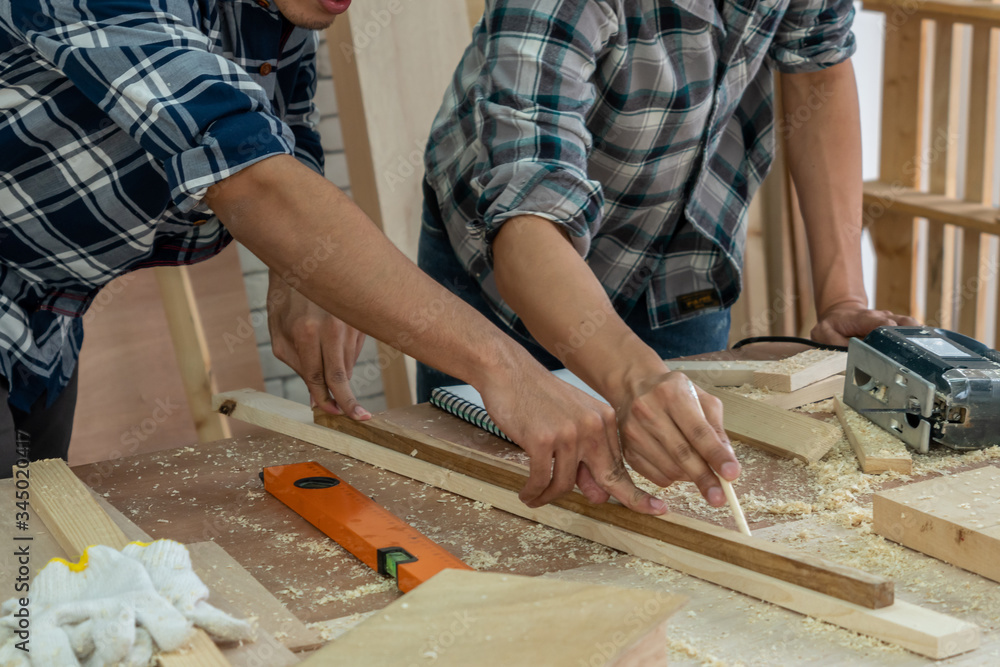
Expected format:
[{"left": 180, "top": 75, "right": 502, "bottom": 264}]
[{"left": 0, "top": 539, "right": 253, "bottom": 667}]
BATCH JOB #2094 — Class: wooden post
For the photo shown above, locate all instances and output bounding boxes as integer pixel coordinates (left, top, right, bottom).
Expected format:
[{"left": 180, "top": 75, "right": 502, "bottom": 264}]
[
  {"left": 327, "top": 1, "right": 472, "bottom": 407},
  {"left": 155, "top": 266, "right": 231, "bottom": 443},
  {"left": 956, "top": 25, "right": 998, "bottom": 338},
  {"left": 870, "top": 18, "right": 925, "bottom": 318},
  {"left": 925, "top": 20, "right": 961, "bottom": 328}
]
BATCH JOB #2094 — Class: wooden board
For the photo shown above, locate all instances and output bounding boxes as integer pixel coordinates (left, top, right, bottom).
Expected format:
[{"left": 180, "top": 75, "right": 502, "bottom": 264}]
[
  {"left": 213, "top": 389, "right": 980, "bottom": 659},
  {"left": 299, "top": 569, "right": 686, "bottom": 666},
  {"left": 187, "top": 541, "right": 322, "bottom": 654},
  {"left": 873, "top": 466, "right": 1000, "bottom": 584},
  {"left": 833, "top": 397, "right": 913, "bottom": 475},
  {"left": 700, "top": 386, "right": 841, "bottom": 463},
  {"left": 307, "top": 404, "right": 891, "bottom": 609},
  {"left": 752, "top": 350, "right": 847, "bottom": 393},
  {"left": 760, "top": 374, "right": 845, "bottom": 411},
  {"left": 665, "top": 359, "right": 768, "bottom": 386}
]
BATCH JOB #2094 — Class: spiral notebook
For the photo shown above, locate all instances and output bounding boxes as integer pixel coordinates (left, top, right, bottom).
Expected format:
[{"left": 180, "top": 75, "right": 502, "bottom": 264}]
[{"left": 428, "top": 368, "right": 607, "bottom": 443}]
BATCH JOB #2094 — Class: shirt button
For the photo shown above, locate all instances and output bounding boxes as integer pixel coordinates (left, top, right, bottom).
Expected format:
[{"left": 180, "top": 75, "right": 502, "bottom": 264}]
[
  {"left": 259, "top": 62, "right": 273, "bottom": 76},
  {"left": 256, "top": 0, "right": 269, "bottom": 8},
  {"left": 193, "top": 219, "right": 208, "bottom": 226}
]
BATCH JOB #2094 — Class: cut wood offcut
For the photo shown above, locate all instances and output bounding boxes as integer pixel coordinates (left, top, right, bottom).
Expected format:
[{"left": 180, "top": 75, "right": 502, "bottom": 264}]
[
  {"left": 874, "top": 466, "right": 1000, "bottom": 584},
  {"left": 833, "top": 396, "right": 913, "bottom": 474},
  {"left": 213, "top": 389, "right": 981, "bottom": 659},
  {"left": 760, "top": 374, "right": 844, "bottom": 411},
  {"left": 752, "top": 350, "right": 847, "bottom": 392},
  {"left": 298, "top": 570, "right": 686, "bottom": 667},
  {"left": 699, "top": 385, "right": 841, "bottom": 463}
]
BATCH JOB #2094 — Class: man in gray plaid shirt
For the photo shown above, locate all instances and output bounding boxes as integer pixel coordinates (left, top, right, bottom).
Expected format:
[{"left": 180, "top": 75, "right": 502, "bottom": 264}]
[{"left": 417, "top": 0, "right": 917, "bottom": 508}]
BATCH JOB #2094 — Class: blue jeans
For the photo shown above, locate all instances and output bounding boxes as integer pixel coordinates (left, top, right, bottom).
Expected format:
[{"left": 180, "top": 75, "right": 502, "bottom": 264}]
[{"left": 415, "top": 182, "right": 731, "bottom": 402}]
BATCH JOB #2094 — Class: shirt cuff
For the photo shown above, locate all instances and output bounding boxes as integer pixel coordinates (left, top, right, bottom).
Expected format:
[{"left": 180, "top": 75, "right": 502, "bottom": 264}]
[
  {"left": 476, "top": 162, "right": 604, "bottom": 260},
  {"left": 166, "top": 111, "right": 297, "bottom": 213}
]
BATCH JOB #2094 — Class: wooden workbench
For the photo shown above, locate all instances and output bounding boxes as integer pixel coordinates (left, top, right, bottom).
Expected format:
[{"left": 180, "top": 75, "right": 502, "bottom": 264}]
[{"left": 64, "top": 344, "right": 1000, "bottom": 664}]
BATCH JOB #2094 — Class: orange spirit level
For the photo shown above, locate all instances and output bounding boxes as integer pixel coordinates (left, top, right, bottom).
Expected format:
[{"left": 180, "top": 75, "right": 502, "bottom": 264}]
[{"left": 261, "top": 461, "right": 472, "bottom": 592}]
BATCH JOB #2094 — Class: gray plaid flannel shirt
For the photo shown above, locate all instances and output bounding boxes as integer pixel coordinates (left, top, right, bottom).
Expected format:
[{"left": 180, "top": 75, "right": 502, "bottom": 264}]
[{"left": 424, "top": 0, "right": 856, "bottom": 330}]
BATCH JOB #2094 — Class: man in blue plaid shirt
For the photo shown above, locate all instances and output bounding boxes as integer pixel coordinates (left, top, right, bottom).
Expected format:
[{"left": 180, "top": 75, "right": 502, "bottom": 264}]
[
  {"left": 418, "top": 0, "right": 917, "bottom": 508},
  {"left": 0, "top": 0, "right": 682, "bottom": 517}
]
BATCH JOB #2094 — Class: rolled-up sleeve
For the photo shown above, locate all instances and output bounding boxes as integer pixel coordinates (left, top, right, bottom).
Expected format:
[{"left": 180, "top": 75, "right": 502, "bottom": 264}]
[
  {"left": 767, "top": 0, "right": 856, "bottom": 73},
  {"left": 472, "top": 0, "right": 615, "bottom": 258},
  {"left": 7, "top": 0, "right": 297, "bottom": 213},
  {"left": 285, "top": 31, "right": 324, "bottom": 176}
]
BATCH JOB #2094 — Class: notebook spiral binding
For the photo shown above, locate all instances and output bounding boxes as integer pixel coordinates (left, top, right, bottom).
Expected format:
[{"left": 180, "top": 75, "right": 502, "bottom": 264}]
[{"left": 429, "top": 387, "right": 514, "bottom": 444}]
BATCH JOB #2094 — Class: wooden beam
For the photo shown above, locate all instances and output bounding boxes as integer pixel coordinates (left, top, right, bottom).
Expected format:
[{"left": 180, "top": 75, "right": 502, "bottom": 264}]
[
  {"left": 873, "top": 466, "right": 1000, "bottom": 584},
  {"left": 155, "top": 267, "right": 231, "bottom": 443},
  {"left": 956, "top": 25, "right": 998, "bottom": 339},
  {"left": 870, "top": 16, "right": 924, "bottom": 317},
  {"left": 752, "top": 350, "right": 847, "bottom": 393},
  {"left": 299, "top": 570, "right": 685, "bottom": 666},
  {"left": 30, "top": 459, "right": 231, "bottom": 667},
  {"left": 759, "top": 375, "right": 844, "bottom": 411},
  {"left": 862, "top": 182, "right": 998, "bottom": 234},
  {"left": 213, "top": 389, "right": 979, "bottom": 659},
  {"left": 861, "top": 0, "right": 1000, "bottom": 27},
  {"left": 924, "top": 19, "right": 962, "bottom": 328},
  {"left": 833, "top": 397, "right": 913, "bottom": 475},
  {"left": 31, "top": 458, "right": 130, "bottom": 555},
  {"left": 700, "top": 386, "right": 841, "bottom": 463}
]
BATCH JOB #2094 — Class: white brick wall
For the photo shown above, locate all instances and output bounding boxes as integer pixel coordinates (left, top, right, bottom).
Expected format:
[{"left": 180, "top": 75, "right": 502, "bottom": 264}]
[{"left": 235, "top": 35, "right": 386, "bottom": 412}]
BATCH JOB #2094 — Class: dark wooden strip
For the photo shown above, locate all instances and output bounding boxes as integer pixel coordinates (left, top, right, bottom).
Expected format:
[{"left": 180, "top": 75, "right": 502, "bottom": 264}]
[{"left": 317, "top": 411, "right": 894, "bottom": 609}]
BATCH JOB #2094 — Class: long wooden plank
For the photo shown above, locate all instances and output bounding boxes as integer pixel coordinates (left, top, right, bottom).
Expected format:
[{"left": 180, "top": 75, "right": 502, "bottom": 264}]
[
  {"left": 874, "top": 466, "right": 1000, "bottom": 585},
  {"left": 216, "top": 391, "right": 885, "bottom": 607},
  {"left": 759, "top": 375, "right": 844, "bottom": 411},
  {"left": 30, "top": 460, "right": 231, "bottom": 667},
  {"left": 299, "top": 570, "right": 685, "bottom": 666},
  {"left": 213, "top": 389, "right": 979, "bottom": 658},
  {"left": 832, "top": 397, "right": 913, "bottom": 474},
  {"left": 700, "top": 386, "right": 841, "bottom": 463}
]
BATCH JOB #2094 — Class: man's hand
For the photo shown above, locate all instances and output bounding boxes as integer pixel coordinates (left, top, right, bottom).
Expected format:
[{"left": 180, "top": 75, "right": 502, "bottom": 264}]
[
  {"left": 477, "top": 361, "right": 668, "bottom": 515},
  {"left": 812, "top": 302, "right": 919, "bottom": 347},
  {"left": 615, "top": 368, "right": 739, "bottom": 508},
  {"left": 266, "top": 271, "right": 370, "bottom": 419}
]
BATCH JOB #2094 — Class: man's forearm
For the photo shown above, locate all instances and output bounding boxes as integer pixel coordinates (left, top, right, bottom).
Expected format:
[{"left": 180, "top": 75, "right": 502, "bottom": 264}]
[
  {"left": 206, "top": 155, "right": 519, "bottom": 391},
  {"left": 782, "top": 59, "right": 868, "bottom": 316},
  {"left": 492, "top": 215, "right": 664, "bottom": 406}
]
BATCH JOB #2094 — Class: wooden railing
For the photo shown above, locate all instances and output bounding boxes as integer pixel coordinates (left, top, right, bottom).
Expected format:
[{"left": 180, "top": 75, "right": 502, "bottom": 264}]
[{"left": 862, "top": 0, "right": 1000, "bottom": 345}]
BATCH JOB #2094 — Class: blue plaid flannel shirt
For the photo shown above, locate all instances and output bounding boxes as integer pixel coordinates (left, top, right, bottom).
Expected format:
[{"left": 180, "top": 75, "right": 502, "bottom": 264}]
[
  {"left": 424, "top": 0, "right": 856, "bottom": 331},
  {"left": 0, "top": 0, "right": 322, "bottom": 410}
]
